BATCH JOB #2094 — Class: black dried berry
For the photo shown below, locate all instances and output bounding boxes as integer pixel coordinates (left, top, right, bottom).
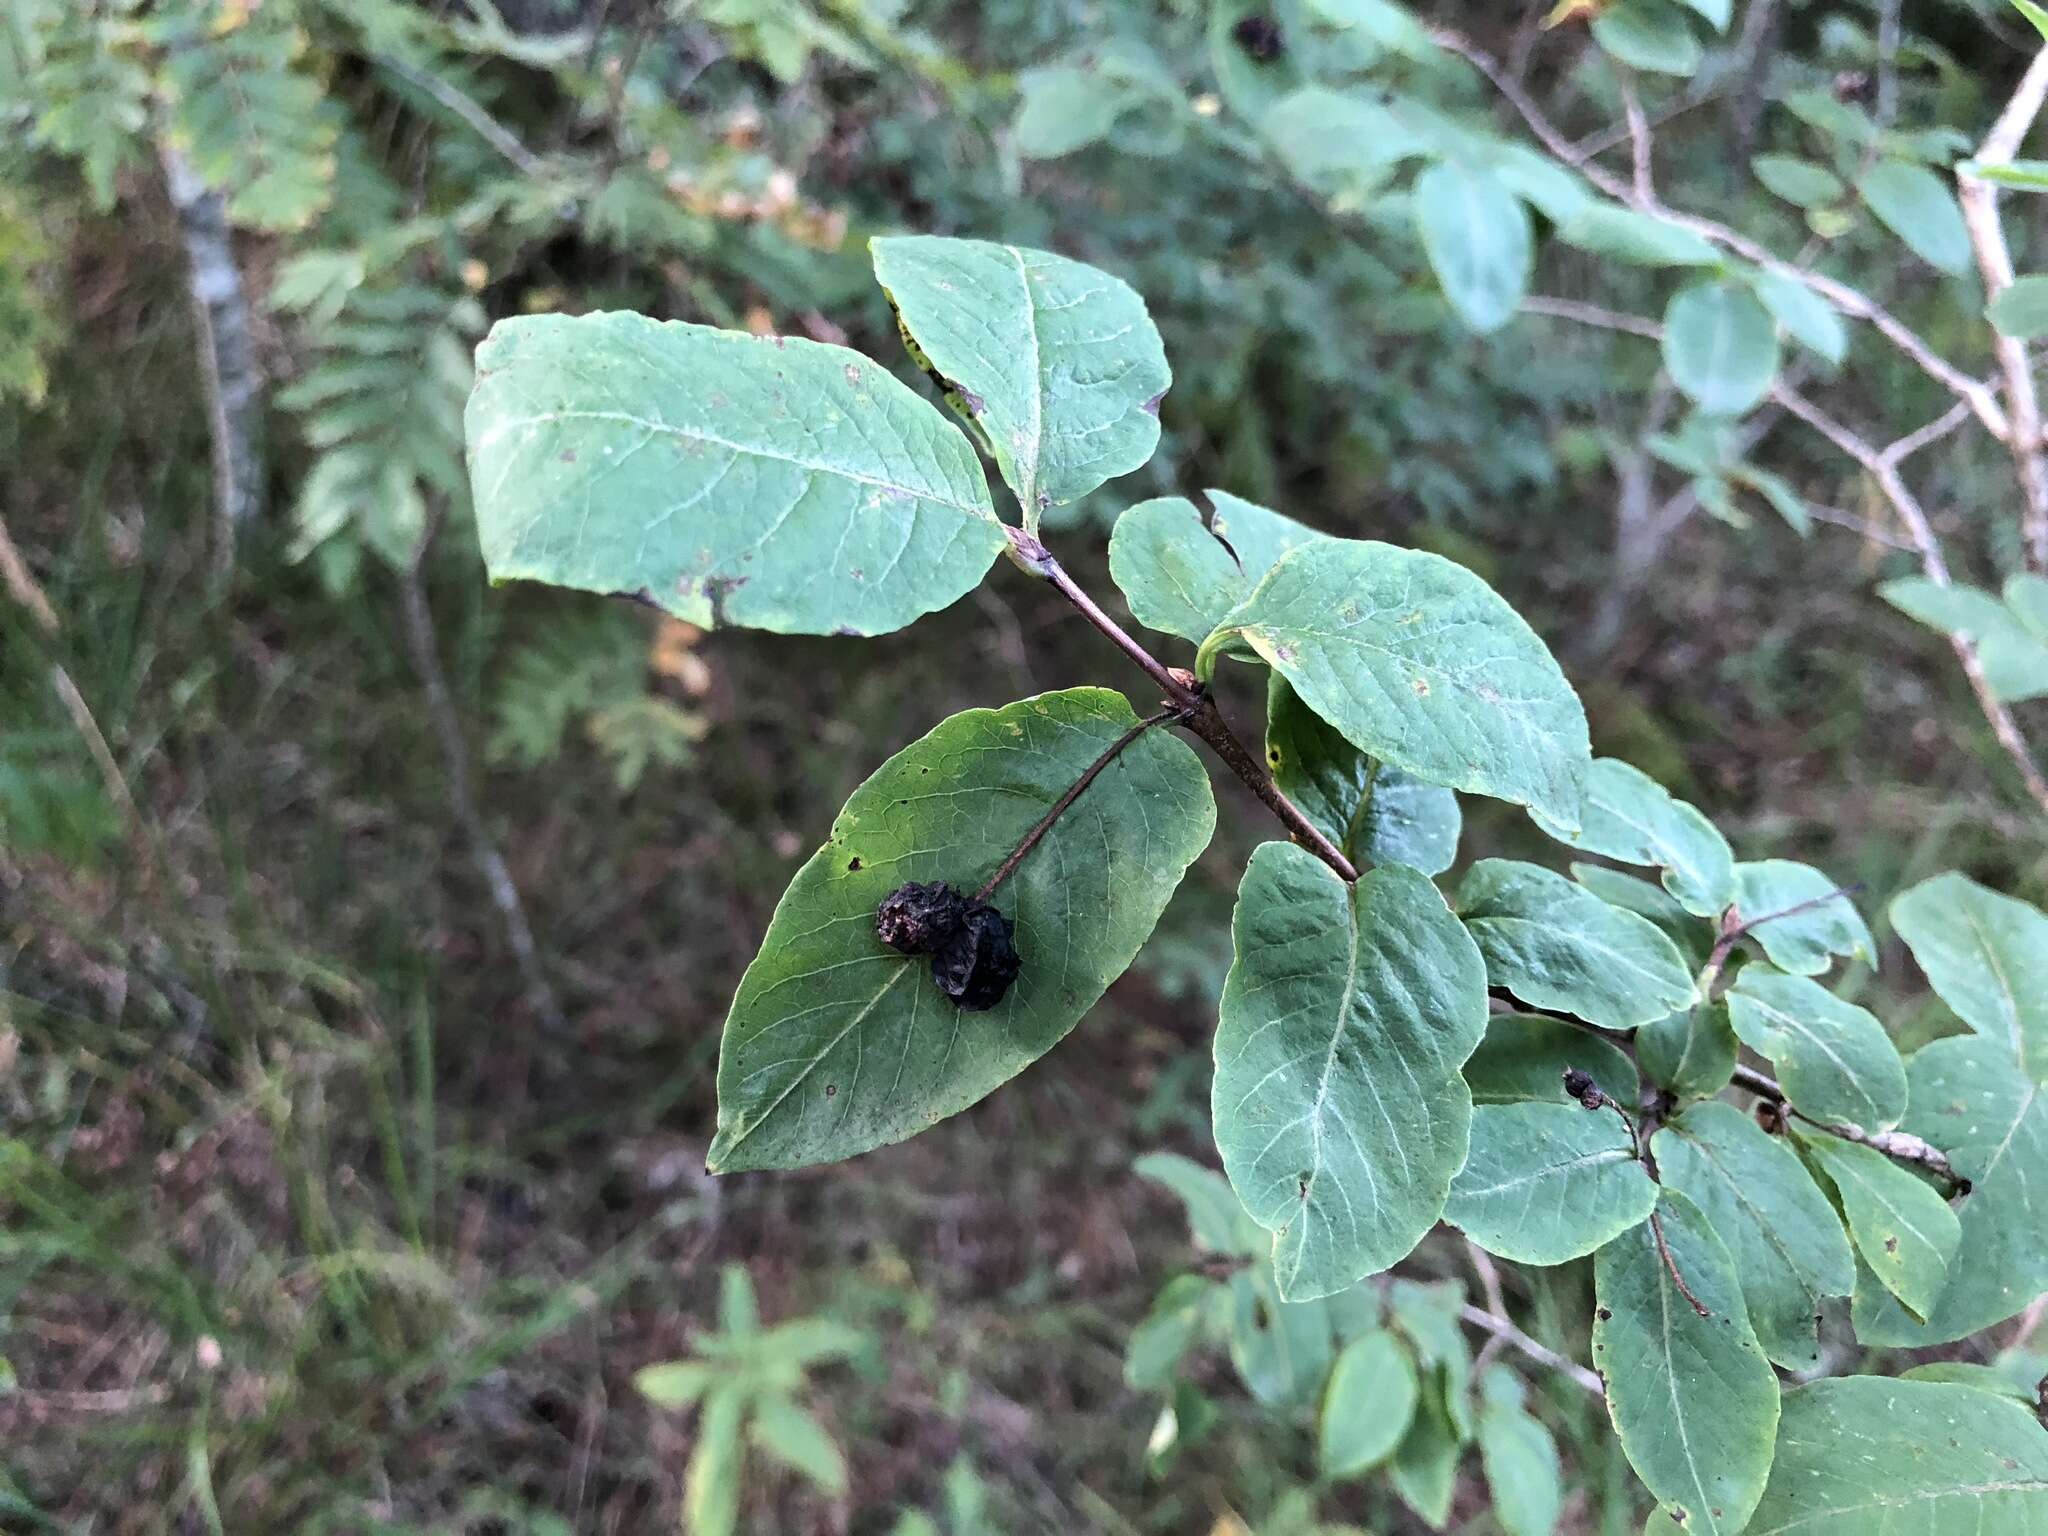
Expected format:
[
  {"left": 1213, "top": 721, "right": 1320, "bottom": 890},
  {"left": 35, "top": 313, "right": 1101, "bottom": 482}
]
[
  {"left": 930, "top": 904, "right": 1021, "bottom": 1012},
  {"left": 875, "top": 880, "right": 969, "bottom": 955},
  {"left": 1562, "top": 1067, "right": 1604, "bottom": 1109},
  {"left": 1232, "top": 13, "right": 1285, "bottom": 61}
]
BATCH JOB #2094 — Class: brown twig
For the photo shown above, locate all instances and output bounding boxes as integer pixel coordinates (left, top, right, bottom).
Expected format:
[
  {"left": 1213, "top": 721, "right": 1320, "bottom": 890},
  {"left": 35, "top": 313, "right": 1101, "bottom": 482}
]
[
  {"left": 1650, "top": 1212, "right": 1713, "bottom": 1319},
  {"left": 1458, "top": 1303, "right": 1605, "bottom": 1396},
  {"left": 1730, "top": 1063, "right": 1967, "bottom": 1189}
]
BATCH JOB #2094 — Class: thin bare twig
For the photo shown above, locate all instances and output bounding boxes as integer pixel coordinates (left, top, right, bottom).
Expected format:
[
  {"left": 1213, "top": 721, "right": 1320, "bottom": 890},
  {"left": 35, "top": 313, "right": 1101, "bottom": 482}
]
[
  {"left": 1619, "top": 71, "right": 1655, "bottom": 203},
  {"left": 1458, "top": 1303, "right": 1605, "bottom": 1396},
  {"left": 378, "top": 53, "right": 543, "bottom": 176},
  {"left": 1731, "top": 1063, "right": 1966, "bottom": 1188},
  {"left": 1520, "top": 294, "right": 1662, "bottom": 339}
]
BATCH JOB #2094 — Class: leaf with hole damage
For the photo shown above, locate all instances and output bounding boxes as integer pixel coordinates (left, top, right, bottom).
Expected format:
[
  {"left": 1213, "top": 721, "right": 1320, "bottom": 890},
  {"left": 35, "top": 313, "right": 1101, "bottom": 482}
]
[
  {"left": 708, "top": 688, "right": 1213, "bottom": 1171},
  {"left": 1198, "top": 539, "right": 1590, "bottom": 823},
  {"left": 1593, "top": 1192, "right": 1780, "bottom": 1536},
  {"left": 1445, "top": 1101, "right": 1657, "bottom": 1265},
  {"left": 1732, "top": 860, "right": 1874, "bottom": 976},
  {"left": 465, "top": 312, "right": 1005, "bottom": 636},
  {"left": 1800, "top": 1132, "right": 1959, "bottom": 1322},
  {"left": 1892, "top": 872, "right": 2048, "bottom": 1084},
  {"left": 1109, "top": 493, "right": 1325, "bottom": 646},
  {"left": 1726, "top": 968, "right": 1907, "bottom": 1131},
  {"left": 1266, "top": 676, "right": 1461, "bottom": 874},
  {"left": 871, "top": 235, "right": 1169, "bottom": 524},
  {"left": 1213, "top": 845, "right": 1489, "bottom": 1300},
  {"left": 1529, "top": 756, "right": 1733, "bottom": 917}
]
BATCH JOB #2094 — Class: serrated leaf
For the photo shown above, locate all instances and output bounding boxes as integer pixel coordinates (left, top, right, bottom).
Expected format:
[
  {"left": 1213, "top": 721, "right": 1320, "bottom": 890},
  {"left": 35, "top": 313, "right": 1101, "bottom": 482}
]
[
  {"left": 1746, "top": 269, "right": 1849, "bottom": 365},
  {"left": 1732, "top": 860, "right": 1873, "bottom": 976},
  {"left": 1457, "top": 860, "right": 1697, "bottom": 1030},
  {"left": 871, "top": 235, "right": 1170, "bottom": 524},
  {"left": 1745, "top": 1376, "right": 2048, "bottom": 1534},
  {"left": 1592, "top": 0, "right": 1704, "bottom": 75},
  {"left": 1198, "top": 539, "right": 1591, "bottom": 823},
  {"left": 1265, "top": 86, "right": 1431, "bottom": 196},
  {"left": 1800, "top": 1132, "right": 1959, "bottom": 1321},
  {"left": 1638, "top": 1000, "right": 1740, "bottom": 1100},
  {"left": 749, "top": 1397, "right": 847, "bottom": 1495},
  {"left": 1752, "top": 155, "right": 1847, "bottom": 209},
  {"left": 1266, "top": 677, "right": 1461, "bottom": 874},
  {"left": 1891, "top": 872, "right": 2048, "bottom": 1082},
  {"left": 1726, "top": 969, "right": 1907, "bottom": 1131},
  {"left": 1988, "top": 274, "right": 2048, "bottom": 339},
  {"left": 1414, "top": 160, "right": 1532, "bottom": 335},
  {"left": 1592, "top": 1193, "right": 1780, "bottom": 1536},
  {"left": 1213, "top": 847, "right": 1489, "bottom": 1299},
  {"left": 1655, "top": 1102, "right": 1855, "bottom": 1371},
  {"left": 1558, "top": 202, "right": 1720, "bottom": 266},
  {"left": 1664, "top": 280, "right": 1781, "bottom": 416},
  {"left": 465, "top": 313, "right": 1006, "bottom": 637},
  {"left": 1463, "top": 1012, "right": 1639, "bottom": 1108},
  {"left": 1477, "top": 1370, "right": 1565, "bottom": 1536},
  {"left": 1446, "top": 1101, "right": 1657, "bottom": 1264},
  {"left": 1881, "top": 576, "right": 2048, "bottom": 701},
  {"left": 1859, "top": 160, "right": 1972, "bottom": 275},
  {"left": 1529, "top": 757, "right": 1733, "bottom": 917},
  {"left": 1135, "top": 1151, "right": 1266, "bottom": 1257},
  {"left": 1319, "top": 1329, "right": 1420, "bottom": 1478},
  {"left": 709, "top": 688, "right": 1214, "bottom": 1171}
]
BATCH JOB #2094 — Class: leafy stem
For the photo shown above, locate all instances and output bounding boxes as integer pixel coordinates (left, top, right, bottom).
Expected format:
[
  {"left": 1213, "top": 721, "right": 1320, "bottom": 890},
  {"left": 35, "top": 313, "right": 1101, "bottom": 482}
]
[{"left": 1565, "top": 1067, "right": 1712, "bottom": 1318}]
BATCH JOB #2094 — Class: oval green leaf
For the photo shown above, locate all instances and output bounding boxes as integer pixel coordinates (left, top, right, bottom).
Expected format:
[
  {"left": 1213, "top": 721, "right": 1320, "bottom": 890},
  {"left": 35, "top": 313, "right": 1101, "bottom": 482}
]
[
  {"left": 1800, "top": 1132, "right": 1960, "bottom": 1322},
  {"left": 1732, "top": 860, "right": 1874, "bottom": 976},
  {"left": 1319, "top": 1328, "right": 1420, "bottom": 1478},
  {"left": 1891, "top": 872, "right": 2048, "bottom": 1083},
  {"left": 1445, "top": 1101, "right": 1657, "bottom": 1264},
  {"left": 1859, "top": 159, "right": 1972, "bottom": 274},
  {"left": 1528, "top": 756, "right": 1734, "bottom": 917},
  {"left": 1664, "top": 280, "right": 1781, "bottom": 416},
  {"left": 1726, "top": 968, "right": 1907, "bottom": 1131},
  {"left": 1414, "top": 160, "right": 1533, "bottom": 335},
  {"left": 1463, "top": 1012, "right": 1639, "bottom": 1108},
  {"left": 1266, "top": 676, "right": 1461, "bottom": 874},
  {"left": 1988, "top": 273, "right": 2048, "bottom": 339},
  {"left": 1638, "top": 1001, "right": 1740, "bottom": 1100}
]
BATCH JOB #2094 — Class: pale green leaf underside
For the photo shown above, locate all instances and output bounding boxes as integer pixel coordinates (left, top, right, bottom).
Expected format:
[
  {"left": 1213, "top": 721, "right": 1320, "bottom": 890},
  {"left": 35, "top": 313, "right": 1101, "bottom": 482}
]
[
  {"left": 1458, "top": 859, "right": 1697, "bottom": 1030},
  {"left": 1318, "top": 1328, "right": 1419, "bottom": 1478},
  {"left": 1213, "top": 846, "right": 1489, "bottom": 1300},
  {"left": 1663, "top": 279, "right": 1781, "bottom": 417},
  {"left": 709, "top": 688, "right": 1214, "bottom": 1170},
  {"left": 1891, "top": 872, "right": 2048, "bottom": 1084},
  {"left": 1881, "top": 576, "right": 2048, "bottom": 702},
  {"left": 1529, "top": 756, "right": 1733, "bottom": 917},
  {"left": 1654, "top": 1101, "right": 1854, "bottom": 1371},
  {"left": 871, "top": 234, "right": 1169, "bottom": 520},
  {"left": 1445, "top": 1101, "right": 1657, "bottom": 1264},
  {"left": 1593, "top": 1192, "right": 1781, "bottom": 1536},
  {"left": 1266, "top": 677, "right": 1460, "bottom": 875},
  {"left": 1414, "top": 159, "right": 1532, "bottom": 335},
  {"left": 1200, "top": 538, "right": 1591, "bottom": 824},
  {"left": 1726, "top": 968, "right": 1907, "bottom": 1131},
  {"left": 1801, "top": 1132, "right": 1959, "bottom": 1322},
  {"left": 465, "top": 312, "right": 1004, "bottom": 636},
  {"left": 1743, "top": 1377, "right": 2048, "bottom": 1535},
  {"left": 1733, "top": 859, "right": 1873, "bottom": 976}
]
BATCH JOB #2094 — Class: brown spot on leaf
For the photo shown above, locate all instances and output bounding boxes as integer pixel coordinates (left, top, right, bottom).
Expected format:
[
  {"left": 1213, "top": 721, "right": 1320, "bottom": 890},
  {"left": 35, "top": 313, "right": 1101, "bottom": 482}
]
[
  {"left": 1141, "top": 391, "right": 1164, "bottom": 417},
  {"left": 848, "top": 857, "right": 862, "bottom": 871},
  {"left": 1885, "top": 1236, "right": 1900, "bottom": 1253},
  {"left": 824, "top": 1084, "right": 836, "bottom": 1097},
  {"left": 1411, "top": 677, "right": 1431, "bottom": 697},
  {"left": 559, "top": 449, "right": 577, "bottom": 463}
]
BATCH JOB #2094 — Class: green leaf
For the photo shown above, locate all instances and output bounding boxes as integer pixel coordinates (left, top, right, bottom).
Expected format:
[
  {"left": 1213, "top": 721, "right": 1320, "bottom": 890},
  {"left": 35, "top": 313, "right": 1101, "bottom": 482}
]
[
  {"left": 719, "top": 1264, "right": 759, "bottom": 1337},
  {"left": 1013, "top": 65, "right": 1129, "bottom": 159},
  {"left": 1881, "top": 576, "right": 2048, "bottom": 701},
  {"left": 1207, "top": 489, "right": 1327, "bottom": 580},
  {"left": 1108, "top": 497, "right": 1247, "bottom": 646},
  {"left": 1456, "top": 860, "right": 1697, "bottom": 1030},
  {"left": 1319, "top": 1329, "right": 1420, "bottom": 1478},
  {"left": 1387, "top": 1278, "right": 1476, "bottom": 1441},
  {"left": 1572, "top": 863, "right": 1714, "bottom": 965},
  {"left": 1751, "top": 155, "right": 1847, "bottom": 209},
  {"left": 1637, "top": 1001, "right": 1740, "bottom": 1100},
  {"left": 1463, "top": 1012, "right": 1639, "bottom": 1108},
  {"left": 709, "top": 688, "right": 1214, "bottom": 1171},
  {"left": 1899, "top": 1361, "right": 2038, "bottom": 1403},
  {"left": 1891, "top": 873, "right": 2048, "bottom": 1083},
  {"left": 1126, "top": 1274, "right": 1217, "bottom": 1389},
  {"left": 1389, "top": 1382, "right": 1463, "bottom": 1528},
  {"left": 1663, "top": 280, "right": 1781, "bottom": 416},
  {"left": 757, "top": 1318, "right": 865, "bottom": 1368},
  {"left": 1558, "top": 202, "right": 1720, "bottom": 266},
  {"left": 1135, "top": 1151, "right": 1266, "bottom": 1257},
  {"left": 1265, "top": 86, "right": 1431, "bottom": 196},
  {"left": 1725, "top": 969, "right": 1907, "bottom": 1130},
  {"left": 749, "top": 1396, "right": 847, "bottom": 1496},
  {"left": 1413, "top": 160, "right": 1533, "bottom": 334},
  {"left": 2009, "top": 572, "right": 2048, "bottom": 645},
  {"left": 465, "top": 312, "right": 1005, "bottom": 637},
  {"left": 1487, "top": 142, "right": 1595, "bottom": 225},
  {"left": 1477, "top": 1369, "right": 1565, "bottom": 1536},
  {"left": 1800, "top": 1133, "right": 1959, "bottom": 1321},
  {"left": 1961, "top": 156, "right": 2048, "bottom": 189},
  {"left": 871, "top": 235, "right": 1169, "bottom": 525},
  {"left": 1266, "top": 677, "right": 1461, "bottom": 874},
  {"left": 2016, "top": 0, "right": 2048, "bottom": 42},
  {"left": 1854, "top": 1037, "right": 2048, "bottom": 1344},
  {"left": 1592, "top": 0, "right": 1704, "bottom": 75},
  {"left": 1674, "top": 0, "right": 1731, "bottom": 29},
  {"left": 1593, "top": 1193, "right": 1781, "bottom": 1536},
  {"left": 1654, "top": 1102, "right": 1855, "bottom": 1371},
  {"left": 1746, "top": 269, "right": 1849, "bottom": 365},
  {"left": 1745, "top": 1376, "right": 2048, "bottom": 1534},
  {"left": 1445, "top": 1101, "right": 1658, "bottom": 1264},
  {"left": 1227, "top": 1264, "right": 1336, "bottom": 1407},
  {"left": 1859, "top": 160, "right": 1973, "bottom": 275},
  {"left": 1731, "top": 860, "right": 1873, "bottom": 976},
  {"left": 1213, "top": 847, "right": 1489, "bottom": 1299},
  {"left": 1528, "top": 757, "right": 1734, "bottom": 917},
  {"left": 1198, "top": 539, "right": 1591, "bottom": 823},
  {"left": 1731, "top": 464, "right": 1814, "bottom": 536},
  {"left": 1988, "top": 274, "right": 2048, "bottom": 339},
  {"left": 635, "top": 1360, "right": 714, "bottom": 1408},
  {"left": 686, "top": 1389, "right": 746, "bottom": 1536}
]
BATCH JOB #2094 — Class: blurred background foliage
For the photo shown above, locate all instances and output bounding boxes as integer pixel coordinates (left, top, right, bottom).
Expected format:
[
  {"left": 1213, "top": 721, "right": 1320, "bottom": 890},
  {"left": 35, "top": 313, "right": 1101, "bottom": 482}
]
[{"left": 2, "top": 0, "right": 2045, "bottom": 1530}]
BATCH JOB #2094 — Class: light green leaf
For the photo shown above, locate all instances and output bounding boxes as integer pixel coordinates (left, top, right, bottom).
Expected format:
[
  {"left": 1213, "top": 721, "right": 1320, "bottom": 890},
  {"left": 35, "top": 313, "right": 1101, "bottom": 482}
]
[
  {"left": 1732, "top": 860, "right": 1873, "bottom": 976},
  {"left": 635, "top": 1360, "right": 713, "bottom": 1408},
  {"left": 2016, "top": 0, "right": 2048, "bottom": 42},
  {"left": 1752, "top": 155, "right": 1847, "bottom": 209},
  {"left": 1899, "top": 1361, "right": 2038, "bottom": 1403},
  {"left": 1487, "top": 141, "right": 1595, "bottom": 225},
  {"left": 1726, "top": 969, "right": 1907, "bottom": 1131},
  {"left": 1572, "top": 863, "right": 1714, "bottom": 965},
  {"left": 757, "top": 1318, "right": 865, "bottom": 1368},
  {"left": 1961, "top": 156, "right": 2048, "bottom": 189},
  {"left": 1745, "top": 1377, "right": 2048, "bottom": 1535},
  {"left": 1108, "top": 497, "right": 1247, "bottom": 646},
  {"left": 1746, "top": 269, "right": 1849, "bottom": 365},
  {"left": 1213, "top": 847, "right": 1489, "bottom": 1299},
  {"left": 1126, "top": 1274, "right": 1217, "bottom": 1389},
  {"left": 1463, "top": 1012, "right": 1639, "bottom": 1109},
  {"left": 2009, "top": 572, "right": 2048, "bottom": 644},
  {"left": 749, "top": 1396, "right": 847, "bottom": 1496},
  {"left": 1854, "top": 1037, "right": 2048, "bottom": 1344},
  {"left": 1800, "top": 1132, "right": 1959, "bottom": 1321},
  {"left": 1414, "top": 160, "right": 1533, "bottom": 334},
  {"left": 1319, "top": 1329, "right": 1420, "bottom": 1478},
  {"left": 1387, "top": 1277, "right": 1475, "bottom": 1442},
  {"left": 1638, "top": 1001, "right": 1740, "bottom": 1100},
  {"left": 1528, "top": 756, "right": 1733, "bottom": 917},
  {"left": 1265, "top": 86, "right": 1431, "bottom": 196},
  {"left": 1209, "top": 489, "right": 1327, "bottom": 578},
  {"left": 686, "top": 1389, "right": 745, "bottom": 1536},
  {"left": 1446, "top": 1101, "right": 1657, "bottom": 1264},
  {"left": 871, "top": 235, "right": 1170, "bottom": 524},
  {"left": 1134, "top": 1151, "right": 1266, "bottom": 1257},
  {"left": 1266, "top": 677, "right": 1461, "bottom": 874},
  {"left": 1654, "top": 1102, "right": 1855, "bottom": 1371},
  {"left": 1228, "top": 1263, "right": 1336, "bottom": 1407},
  {"left": 1593, "top": 1193, "right": 1780, "bottom": 1536},
  {"left": 1989, "top": 274, "right": 2048, "bottom": 339},
  {"left": 1881, "top": 576, "right": 2048, "bottom": 701},
  {"left": 1732, "top": 463, "right": 1814, "bottom": 536},
  {"left": 1013, "top": 65, "right": 1129, "bottom": 159},
  {"left": 1389, "top": 1383, "right": 1462, "bottom": 1528},
  {"left": 1891, "top": 872, "right": 2048, "bottom": 1082},
  {"left": 719, "top": 1265, "right": 759, "bottom": 1336},
  {"left": 709, "top": 688, "right": 1214, "bottom": 1171},
  {"left": 1478, "top": 1369, "right": 1565, "bottom": 1536},
  {"left": 1457, "top": 860, "right": 1697, "bottom": 1030},
  {"left": 465, "top": 312, "right": 1004, "bottom": 637},
  {"left": 1558, "top": 202, "right": 1720, "bottom": 266},
  {"left": 1198, "top": 539, "right": 1591, "bottom": 823},
  {"left": 1664, "top": 280, "right": 1781, "bottom": 416},
  {"left": 1592, "top": 0, "right": 1704, "bottom": 75},
  {"left": 1859, "top": 160, "right": 1973, "bottom": 275}
]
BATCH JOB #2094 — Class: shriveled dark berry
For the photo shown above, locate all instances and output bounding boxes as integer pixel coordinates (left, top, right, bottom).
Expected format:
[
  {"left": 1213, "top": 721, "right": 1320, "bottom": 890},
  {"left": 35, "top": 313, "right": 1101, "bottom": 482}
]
[
  {"left": 1232, "top": 14, "right": 1285, "bottom": 61},
  {"left": 875, "top": 880, "right": 969, "bottom": 955},
  {"left": 930, "top": 903, "right": 1021, "bottom": 1012},
  {"left": 1562, "top": 1067, "right": 1605, "bottom": 1109}
]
